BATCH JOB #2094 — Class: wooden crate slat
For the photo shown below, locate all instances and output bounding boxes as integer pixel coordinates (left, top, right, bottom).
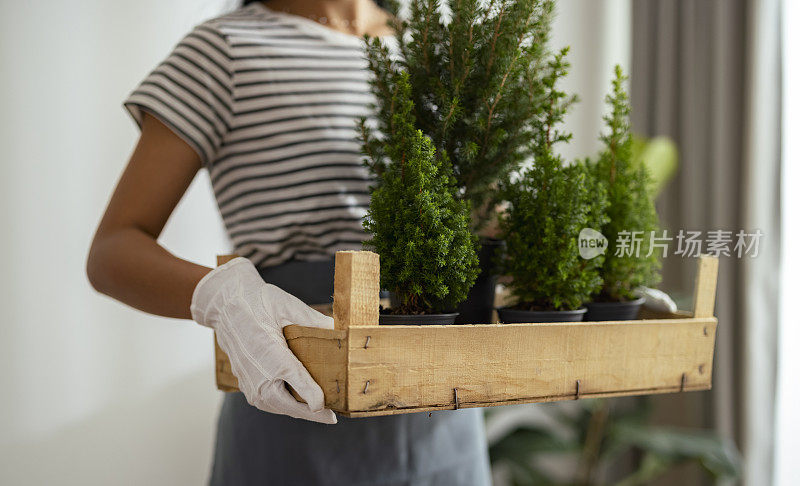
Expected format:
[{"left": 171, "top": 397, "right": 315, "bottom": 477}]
[
  {"left": 638, "top": 307, "right": 692, "bottom": 320},
  {"left": 693, "top": 255, "right": 719, "bottom": 318},
  {"left": 213, "top": 251, "right": 720, "bottom": 418},
  {"left": 283, "top": 317, "right": 716, "bottom": 415},
  {"left": 214, "top": 338, "right": 239, "bottom": 391},
  {"left": 341, "top": 385, "right": 711, "bottom": 417},
  {"left": 285, "top": 328, "right": 349, "bottom": 410},
  {"left": 332, "top": 251, "right": 380, "bottom": 330}
]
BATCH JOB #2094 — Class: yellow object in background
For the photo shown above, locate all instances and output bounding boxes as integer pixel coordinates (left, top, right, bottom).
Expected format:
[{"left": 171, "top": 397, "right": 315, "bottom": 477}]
[{"left": 633, "top": 135, "right": 679, "bottom": 196}]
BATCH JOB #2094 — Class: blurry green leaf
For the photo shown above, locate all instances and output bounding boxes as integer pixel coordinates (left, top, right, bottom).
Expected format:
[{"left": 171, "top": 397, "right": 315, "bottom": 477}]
[
  {"left": 607, "top": 423, "right": 741, "bottom": 480},
  {"left": 488, "top": 398, "right": 740, "bottom": 485},
  {"left": 508, "top": 461, "right": 560, "bottom": 486},
  {"left": 490, "top": 425, "right": 580, "bottom": 485},
  {"left": 490, "top": 425, "right": 581, "bottom": 458},
  {"left": 613, "top": 452, "right": 672, "bottom": 486},
  {"left": 631, "top": 135, "right": 679, "bottom": 196}
]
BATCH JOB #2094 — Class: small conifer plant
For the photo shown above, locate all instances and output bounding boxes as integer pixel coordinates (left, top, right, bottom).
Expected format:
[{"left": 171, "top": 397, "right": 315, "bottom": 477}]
[
  {"left": 365, "top": 0, "right": 558, "bottom": 230},
  {"left": 499, "top": 52, "right": 608, "bottom": 312},
  {"left": 591, "top": 66, "right": 661, "bottom": 302},
  {"left": 362, "top": 72, "right": 479, "bottom": 314}
]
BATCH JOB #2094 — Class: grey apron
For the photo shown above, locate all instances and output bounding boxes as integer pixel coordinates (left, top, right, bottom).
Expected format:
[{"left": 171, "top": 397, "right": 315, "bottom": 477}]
[{"left": 209, "top": 259, "right": 492, "bottom": 486}]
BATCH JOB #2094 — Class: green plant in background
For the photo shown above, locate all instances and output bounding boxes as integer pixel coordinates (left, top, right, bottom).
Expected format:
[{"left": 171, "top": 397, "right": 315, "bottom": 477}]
[
  {"left": 631, "top": 136, "right": 678, "bottom": 196},
  {"left": 590, "top": 66, "right": 661, "bottom": 302},
  {"left": 361, "top": 72, "right": 479, "bottom": 314},
  {"left": 367, "top": 0, "right": 558, "bottom": 230},
  {"left": 488, "top": 399, "right": 740, "bottom": 486},
  {"left": 497, "top": 51, "right": 608, "bottom": 311}
]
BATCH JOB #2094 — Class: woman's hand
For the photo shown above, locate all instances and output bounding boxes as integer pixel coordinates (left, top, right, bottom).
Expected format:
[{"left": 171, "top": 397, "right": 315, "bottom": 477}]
[{"left": 191, "top": 257, "right": 337, "bottom": 424}]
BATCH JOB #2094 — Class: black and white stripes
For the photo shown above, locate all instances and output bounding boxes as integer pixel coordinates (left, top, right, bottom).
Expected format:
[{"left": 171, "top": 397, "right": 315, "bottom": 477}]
[{"left": 125, "top": 3, "right": 381, "bottom": 268}]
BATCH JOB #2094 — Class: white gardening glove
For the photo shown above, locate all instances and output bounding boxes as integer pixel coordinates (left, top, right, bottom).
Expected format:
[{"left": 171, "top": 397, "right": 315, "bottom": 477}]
[
  {"left": 634, "top": 286, "right": 678, "bottom": 313},
  {"left": 191, "top": 257, "right": 336, "bottom": 424}
]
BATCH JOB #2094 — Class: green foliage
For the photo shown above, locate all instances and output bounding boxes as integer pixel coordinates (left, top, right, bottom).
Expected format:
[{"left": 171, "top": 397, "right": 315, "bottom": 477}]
[
  {"left": 590, "top": 66, "right": 661, "bottom": 301},
  {"left": 362, "top": 72, "right": 479, "bottom": 314},
  {"left": 498, "top": 51, "right": 607, "bottom": 311},
  {"left": 487, "top": 399, "right": 741, "bottom": 486},
  {"left": 630, "top": 135, "right": 678, "bottom": 196},
  {"left": 364, "top": 0, "right": 560, "bottom": 229}
]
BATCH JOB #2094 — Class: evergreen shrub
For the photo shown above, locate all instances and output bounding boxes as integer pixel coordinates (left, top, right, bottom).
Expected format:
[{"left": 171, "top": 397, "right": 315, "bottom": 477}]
[
  {"left": 590, "top": 66, "right": 661, "bottom": 301},
  {"left": 362, "top": 72, "right": 479, "bottom": 314},
  {"left": 499, "top": 51, "right": 608, "bottom": 311}
]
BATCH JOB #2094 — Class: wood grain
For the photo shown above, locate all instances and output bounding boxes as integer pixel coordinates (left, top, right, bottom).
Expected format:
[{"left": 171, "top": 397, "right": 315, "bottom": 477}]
[
  {"left": 332, "top": 251, "right": 380, "bottom": 330},
  {"left": 283, "top": 317, "right": 717, "bottom": 415},
  {"left": 213, "top": 255, "right": 240, "bottom": 392},
  {"left": 213, "top": 251, "right": 720, "bottom": 419},
  {"left": 693, "top": 255, "right": 719, "bottom": 318},
  {"left": 212, "top": 254, "right": 335, "bottom": 394},
  {"left": 285, "top": 328, "right": 348, "bottom": 410}
]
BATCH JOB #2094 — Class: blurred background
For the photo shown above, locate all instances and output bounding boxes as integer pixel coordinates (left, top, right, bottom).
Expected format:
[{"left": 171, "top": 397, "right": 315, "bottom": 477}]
[{"left": 0, "top": 0, "right": 794, "bottom": 484}]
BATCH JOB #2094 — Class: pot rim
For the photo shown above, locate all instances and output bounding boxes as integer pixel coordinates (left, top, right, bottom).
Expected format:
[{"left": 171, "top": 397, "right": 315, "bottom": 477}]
[
  {"left": 379, "top": 311, "right": 460, "bottom": 317},
  {"left": 496, "top": 306, "right": 588, "bottom": 314},
  {"left": 585, "top": 297, "right": 646, "bottom": 307}
]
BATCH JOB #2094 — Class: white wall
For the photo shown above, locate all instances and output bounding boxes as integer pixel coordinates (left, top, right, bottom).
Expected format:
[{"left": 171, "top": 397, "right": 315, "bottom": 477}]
[
  {"left": 774, "top": 0, "right": 799, "bottom": 484},
  {"left": 0, "top": 1, "right": 232, "bottom": 484},
  {"left": 551, "top": 0, "right": 631, "bottom": 163},
  {"left": 0, "top": 1, "right": 628, "bottom": 484}
]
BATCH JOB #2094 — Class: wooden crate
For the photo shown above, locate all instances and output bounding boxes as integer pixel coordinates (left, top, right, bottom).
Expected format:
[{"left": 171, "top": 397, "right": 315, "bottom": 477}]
[{"left": 214, "top": 252, "right": 718, "bottom": 417}]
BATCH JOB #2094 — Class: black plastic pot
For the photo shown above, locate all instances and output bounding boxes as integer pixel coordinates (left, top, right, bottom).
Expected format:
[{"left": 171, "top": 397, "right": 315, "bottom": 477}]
[
  {"left": 379, "top": 313, "right": 459, "bottom": 325},
  {"left": 454, "top": 238, "right": 506, "bottom": 324},
  {"left": 584, "top": 297, "right": 645, "bottom": 321},
  {"left": 497, "top": 307, "right": 587, "bottom": 323}
]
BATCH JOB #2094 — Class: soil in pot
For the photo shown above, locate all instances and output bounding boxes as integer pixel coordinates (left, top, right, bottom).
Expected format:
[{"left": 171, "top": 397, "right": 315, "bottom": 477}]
[
  {"left": 584, "top": 297, "right": 646, "bottom": 321},
  {"left": 497, "top": 306, "right": 587, "bottom": 323},
  {"left": 454, "top": 238, "right": 506, "bottom": 324},
  {"left": 379, "top": 312, "right": 459, "bottom": 325}
]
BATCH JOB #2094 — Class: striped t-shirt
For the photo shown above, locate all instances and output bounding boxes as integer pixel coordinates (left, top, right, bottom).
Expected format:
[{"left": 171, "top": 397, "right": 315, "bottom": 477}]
[{"left": 124, "top": 3, "right": 385, "bottom": 268}]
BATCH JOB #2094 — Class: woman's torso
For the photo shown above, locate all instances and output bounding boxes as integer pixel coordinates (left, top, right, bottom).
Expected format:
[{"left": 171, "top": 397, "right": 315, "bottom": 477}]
[
  {"left": 213, "top": 4, "right": 377, "bottom": 268},
  {"left": 125, "top": 5, "right": 491, "bottom": 485},
  {"left": 127, "top": 2, "right": 378, "bottom": 268}
]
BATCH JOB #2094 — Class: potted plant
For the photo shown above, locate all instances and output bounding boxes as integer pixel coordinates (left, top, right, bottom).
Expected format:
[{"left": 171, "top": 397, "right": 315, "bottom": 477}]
[
  {"left": 364, "top": 0, "right": 558, "bottom": 324},
  {"left": 488, "top": 399, "right": 740, "bottom": 485},
  {"left": 585, "top": 66, "right": 662, "bottom": 321},
  {"left": 496, "top": 50, "right": 608, "bottom": 323},
  {"left": 361, "top": 71, "right": 479, "bottom": 325}
]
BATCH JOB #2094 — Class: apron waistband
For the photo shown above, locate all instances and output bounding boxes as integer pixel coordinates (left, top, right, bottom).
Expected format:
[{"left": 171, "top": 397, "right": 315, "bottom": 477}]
[{"left": 257, "top": 258, "right": 335, "bottom": 306}]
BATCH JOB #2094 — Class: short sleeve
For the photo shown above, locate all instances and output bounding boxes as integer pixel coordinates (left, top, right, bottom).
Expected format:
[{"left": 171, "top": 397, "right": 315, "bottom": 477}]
[{"left": 124, "top": 22, "right": 233, "bottom": 166}]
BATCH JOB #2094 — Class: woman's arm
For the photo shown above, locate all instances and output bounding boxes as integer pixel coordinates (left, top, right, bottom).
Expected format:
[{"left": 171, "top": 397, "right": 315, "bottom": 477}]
[
  {"left": 89, "top": 112, "right": 336, "bottom": 422},
  {"left": 87, "top": 112, "right": 212, "bottom": 319}
]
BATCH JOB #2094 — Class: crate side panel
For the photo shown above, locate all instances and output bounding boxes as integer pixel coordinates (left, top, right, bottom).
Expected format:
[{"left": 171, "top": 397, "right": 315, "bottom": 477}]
[
  {"left": 346, "top": 319, "right": 716, "bottom": 413},
  {"left": 214, "top": 334, "right": 239, "bottom": 392},
  {"left": 341, "top": 382, "right": 712, "bottom": 417},
  {"left": 286, "top": 330, "right": 349, "bottom": 411},
  {"left": 215, "top": 310, "right": 340, "bottom": 394}
]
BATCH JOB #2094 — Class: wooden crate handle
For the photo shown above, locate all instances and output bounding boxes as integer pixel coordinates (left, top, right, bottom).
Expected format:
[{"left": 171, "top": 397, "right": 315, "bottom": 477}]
[
  {"left": 217, "top": 254, "right": 239, "bottom": 266},
  {"left": 216, "top": 252, "right": 381, "bottom": 329},
  {"left": 692, "top": 255, "right": 719, "bottom": 318},
  {"left": 213, "top": 253, "right": 346, "bottom": 394},
  {"left": 333, "top": 251, "right": 380, "bottom": 330},
  {"left": 214, "top": 254, "right": 240, "bottom": 392}
]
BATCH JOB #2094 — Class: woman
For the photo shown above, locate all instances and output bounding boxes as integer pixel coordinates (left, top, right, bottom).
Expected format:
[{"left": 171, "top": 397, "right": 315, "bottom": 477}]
[{"left": 87, "top": 1, "right": 491, "bottom": 484}]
